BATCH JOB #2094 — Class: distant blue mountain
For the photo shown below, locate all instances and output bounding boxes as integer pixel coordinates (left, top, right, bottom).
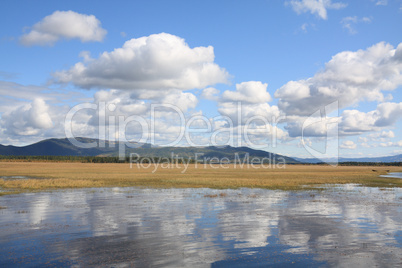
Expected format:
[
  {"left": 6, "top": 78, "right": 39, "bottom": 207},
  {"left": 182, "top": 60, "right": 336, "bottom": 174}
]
[
  {"left": 1, "top": 137, "right": 400, "bottom": 163},
  {"left": 0, "top": 137, "right": 299, "bottom": 163},
  {"left": 294, "top": 154, "right": 402, "bottom": 163}
]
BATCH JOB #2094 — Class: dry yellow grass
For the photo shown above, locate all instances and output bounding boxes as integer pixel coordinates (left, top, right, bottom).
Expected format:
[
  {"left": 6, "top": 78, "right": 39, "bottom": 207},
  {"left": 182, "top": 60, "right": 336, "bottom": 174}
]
[{"left": 0, "top": 162, "right": 401, "bottom": 194}]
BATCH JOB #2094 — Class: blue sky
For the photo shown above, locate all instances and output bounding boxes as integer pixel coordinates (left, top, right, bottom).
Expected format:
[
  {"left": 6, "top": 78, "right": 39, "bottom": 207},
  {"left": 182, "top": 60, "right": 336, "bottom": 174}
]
[{"left": 0, "top": 0, "right": 401, "bottom": 159}]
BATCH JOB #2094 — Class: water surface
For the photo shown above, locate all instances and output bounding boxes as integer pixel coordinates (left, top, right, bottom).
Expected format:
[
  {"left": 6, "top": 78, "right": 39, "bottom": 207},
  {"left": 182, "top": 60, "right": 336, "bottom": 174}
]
[
  {"left": 0, "top": 186, "right": 401, "bottom": 267},
  {"left": 380, "top": 172, "right": 402, "bottom": 179}
]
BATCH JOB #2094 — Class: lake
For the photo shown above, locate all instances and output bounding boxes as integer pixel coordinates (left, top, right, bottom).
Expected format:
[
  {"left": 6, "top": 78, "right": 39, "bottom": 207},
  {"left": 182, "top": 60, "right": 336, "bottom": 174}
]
[{"left": 0, "top": 185, "right": 401, "bottom": 267}]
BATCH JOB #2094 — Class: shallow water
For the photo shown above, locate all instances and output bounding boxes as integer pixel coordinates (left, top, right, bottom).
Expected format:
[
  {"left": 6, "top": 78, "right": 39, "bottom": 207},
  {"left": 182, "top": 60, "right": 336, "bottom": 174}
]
[
  {"left": 0, "top": 186, "right": 401, "bottom": 267},
  {"left": 380, "top": 172, "right": 402, "bottom": 179},
  {"left": 0, "top": 176, "right": 35, "bottom": 180}
]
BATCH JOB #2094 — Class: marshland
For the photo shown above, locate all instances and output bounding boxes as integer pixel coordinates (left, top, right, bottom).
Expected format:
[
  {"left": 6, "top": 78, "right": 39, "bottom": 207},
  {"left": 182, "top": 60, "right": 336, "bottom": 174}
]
[{"left": 0, "top": 162, "right": 401, "bottom": 195}]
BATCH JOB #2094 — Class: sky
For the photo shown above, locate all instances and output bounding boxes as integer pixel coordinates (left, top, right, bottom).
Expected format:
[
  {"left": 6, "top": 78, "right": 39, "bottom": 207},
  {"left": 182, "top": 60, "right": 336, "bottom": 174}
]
[{"left": 0, "top": 0, "right": 401, "bottom": 159}]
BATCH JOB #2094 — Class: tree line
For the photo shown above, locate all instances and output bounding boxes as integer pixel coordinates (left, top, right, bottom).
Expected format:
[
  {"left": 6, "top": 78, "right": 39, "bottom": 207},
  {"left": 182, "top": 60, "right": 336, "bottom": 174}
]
[
  {"left": 0, "top": 155, "right": 401, "bottom": 166},
  {"left": 0, "top": 155, "right": 195, "bottom": 163},
  {"left": 0, "top": 155, "right": 127, "bottom": 163},
  {"left": 317, "top": 161, "right": 402, "bottom": 166}
]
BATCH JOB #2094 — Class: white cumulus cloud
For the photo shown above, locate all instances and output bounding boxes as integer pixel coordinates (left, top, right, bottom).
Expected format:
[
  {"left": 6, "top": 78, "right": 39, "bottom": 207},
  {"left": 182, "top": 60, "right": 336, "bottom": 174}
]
[
  {"left": 221, "top": 81, "right": 272, "bottom": 104},
  {"left": 217, "top": 81, "right": 280, "bottom": 127},
  {"left": 374, "top": 102, "right": 402, "bottom": 127},
  {"left": 52, "top": 33, "right": 229, "bottom": 91},
  {"left": 201, "top": 87, "right": 220, "bottom": 101},
  {"left": 218, "top": 102, "right": 281, "bottom": 126},
  {"left": 283, "top": 101, "right": 402, "bottom": 138},
  {"left": 340, "top": 102, "right": 402, "bottom": 134},
  {"left": 275, "top": 42, "right": 402, "bottom": 116},
  {"left": 380, "top": 141, "right": 402, "bottom": 147},
  {"left": 340, "top": 140, "right": 357, "bottom": 149},
  {"left": 1, "top": 99, "right": 53, "bottom": 136},
  {"left": 369, "top": 130, "right": 395, "bottom": 139},
  {"left": 20, "top": 10, "right": 107, "bottom": 46}
]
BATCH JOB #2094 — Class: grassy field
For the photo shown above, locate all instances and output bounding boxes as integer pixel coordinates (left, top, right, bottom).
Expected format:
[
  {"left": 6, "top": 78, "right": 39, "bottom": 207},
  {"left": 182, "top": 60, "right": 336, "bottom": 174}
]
[{"left": 0, "top": 162, "right": 401, "bottom": 194}]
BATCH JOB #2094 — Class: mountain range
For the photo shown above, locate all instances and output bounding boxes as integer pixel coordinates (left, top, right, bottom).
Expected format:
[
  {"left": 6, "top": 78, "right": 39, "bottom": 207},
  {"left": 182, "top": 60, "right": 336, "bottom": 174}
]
[
  {"left": 0, "top": 137, "right": 298, "bottom": 163},
  {"left": 0, "top": 137, "right": 401, "bottom": 163},
  {"left": 293, "top": 155, "right": 402, "bottom": 163}
]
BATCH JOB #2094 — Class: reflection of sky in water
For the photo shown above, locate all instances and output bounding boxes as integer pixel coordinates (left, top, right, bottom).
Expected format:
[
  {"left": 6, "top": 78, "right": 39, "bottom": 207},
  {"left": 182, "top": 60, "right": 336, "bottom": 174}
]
[
  {"left": 380, "top": 172, "right": 402, "bottom": 179},
  {"left": 0, "top": 186, "right": 401, "bottom": 267}
]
